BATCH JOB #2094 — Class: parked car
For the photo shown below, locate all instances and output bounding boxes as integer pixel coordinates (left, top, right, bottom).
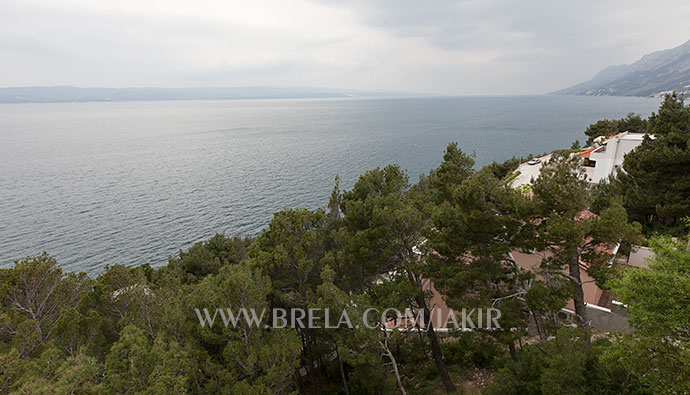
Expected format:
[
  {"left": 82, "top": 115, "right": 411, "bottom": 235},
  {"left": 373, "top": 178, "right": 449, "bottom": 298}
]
[{"left": 527, "top": 158, "right": 541, "bottom": 165}]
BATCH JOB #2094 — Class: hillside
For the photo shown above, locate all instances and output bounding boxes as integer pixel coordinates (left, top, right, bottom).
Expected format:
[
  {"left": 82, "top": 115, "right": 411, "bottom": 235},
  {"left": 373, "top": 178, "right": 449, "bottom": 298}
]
[{"left": 554, "top": 39, "right": 690, "bottom": 97}]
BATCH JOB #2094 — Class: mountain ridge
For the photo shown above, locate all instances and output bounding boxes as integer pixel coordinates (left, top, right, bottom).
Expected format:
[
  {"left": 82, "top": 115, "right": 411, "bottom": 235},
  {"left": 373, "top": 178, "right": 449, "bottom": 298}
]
[{"left": 554, "top": 39, "right": 690, "bottom": 97}]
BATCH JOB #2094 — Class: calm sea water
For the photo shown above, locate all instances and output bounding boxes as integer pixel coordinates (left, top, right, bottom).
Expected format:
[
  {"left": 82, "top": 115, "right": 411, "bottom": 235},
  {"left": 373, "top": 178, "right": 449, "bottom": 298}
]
[{"left": 0, "top": 95, "right": 660, "bottom": 274}]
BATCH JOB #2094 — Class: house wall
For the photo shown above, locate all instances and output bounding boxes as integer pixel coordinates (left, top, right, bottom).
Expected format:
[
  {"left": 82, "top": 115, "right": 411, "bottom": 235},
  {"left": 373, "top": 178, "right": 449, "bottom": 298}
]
[
  {"left": 406, "top": 247, "right": 631, "bottom": 332},
  {"left": 510, "top": 249, "right": 634, "bottom": 332},
  {"left": 510, "top": 250, "right": 603, "bottom": 308},
  {"left": 590, "top": 145, "right": 614, "bottom": 183},
  {"left": 589, "top": 133, "right": 645, "bottom": 183}
]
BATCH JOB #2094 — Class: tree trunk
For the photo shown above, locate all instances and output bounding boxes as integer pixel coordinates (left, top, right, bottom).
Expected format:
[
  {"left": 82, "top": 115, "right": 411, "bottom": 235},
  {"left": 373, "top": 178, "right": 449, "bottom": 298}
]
[
  {"left": 335, "top": 343, "right": 350, "bottom": 395},
  {"left": 427, "top": 322, "right": 455, "bottom": 393},
  {"left": 508, "top": 342, "right": 518, "bottom": 363},
  {"left": 508, "top": 253, "right": 546, "bottom": 341},
  {"left": 416, "top": 295, "right": 456, "bottom": 393},
  {"left": 414, "top": 311, "right": 430, "bottom": 359},
  {"left": 568, "top": 253, "right": 589, "bottom": 329},
  {"left": 413, "top": 312, "right": 429, "bottom": 358},
  {"left": 299, "top": 331, "right": 317, "bottom": 395},
  {"left": 380, "top": 338, "right": 407, "bottom": 395},
  {"left": 530, "top": 307, "right": 547, "bottom": 341}
]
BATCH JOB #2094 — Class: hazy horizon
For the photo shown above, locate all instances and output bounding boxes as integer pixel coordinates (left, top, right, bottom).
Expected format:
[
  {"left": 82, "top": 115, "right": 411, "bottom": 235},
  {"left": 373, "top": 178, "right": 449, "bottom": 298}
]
[{"left": 2, "top": 0, "right": 690, "bottom": 95}]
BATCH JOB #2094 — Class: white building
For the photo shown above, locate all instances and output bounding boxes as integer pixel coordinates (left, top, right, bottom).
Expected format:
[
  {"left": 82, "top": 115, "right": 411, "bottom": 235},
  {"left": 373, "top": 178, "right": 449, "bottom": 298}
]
[{"left": 579, "top": 132, "right": 650, "bottom": 183}]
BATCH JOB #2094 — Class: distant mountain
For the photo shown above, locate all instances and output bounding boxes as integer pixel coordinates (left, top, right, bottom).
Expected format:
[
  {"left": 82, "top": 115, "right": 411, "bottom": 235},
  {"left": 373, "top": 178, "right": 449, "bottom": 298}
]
[
  {"left": 0, "top": 86, "right": 412, "bottom": 103},
  {"left": 554, "top": 39, "right": 690, "bottom": 97}
]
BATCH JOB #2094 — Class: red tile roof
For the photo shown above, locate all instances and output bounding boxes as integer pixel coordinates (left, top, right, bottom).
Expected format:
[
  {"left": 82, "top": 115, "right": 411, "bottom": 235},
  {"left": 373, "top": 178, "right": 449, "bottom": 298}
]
[
  {"left": 577, "top": 133, "right": 625, "bottom": 158},
  {"left": 577, "top": 146, "right": 598, "bottom": 158}
]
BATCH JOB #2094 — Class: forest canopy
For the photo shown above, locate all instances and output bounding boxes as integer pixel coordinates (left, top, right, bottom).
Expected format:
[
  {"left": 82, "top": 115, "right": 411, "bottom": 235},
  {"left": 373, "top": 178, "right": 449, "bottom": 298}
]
[{"left": 1, "top": 95, "right": 689, "bottom": 394}]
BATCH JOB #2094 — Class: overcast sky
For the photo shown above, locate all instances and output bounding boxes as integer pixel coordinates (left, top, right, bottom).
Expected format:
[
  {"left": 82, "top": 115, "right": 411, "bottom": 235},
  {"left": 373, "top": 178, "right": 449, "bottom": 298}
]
[{"left": 1, "top": 0, "right": 690, "bottom": 95}]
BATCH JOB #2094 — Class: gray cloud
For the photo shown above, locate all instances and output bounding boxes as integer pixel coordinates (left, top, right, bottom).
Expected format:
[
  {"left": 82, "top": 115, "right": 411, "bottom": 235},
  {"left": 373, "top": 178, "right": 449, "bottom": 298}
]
[{"left": 1, "top": 0, "right": 689, "bottom": 94}]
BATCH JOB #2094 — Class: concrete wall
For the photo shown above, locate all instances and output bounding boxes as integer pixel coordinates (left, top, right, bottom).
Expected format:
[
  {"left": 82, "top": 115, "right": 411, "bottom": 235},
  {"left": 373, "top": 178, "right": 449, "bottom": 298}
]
[
  {"left": 586, "top": 303, "right": 630, "bottom": 332},
  {"left": 535, "top": 303, "right": 631, "bottom": 333},
  {"left": 628, "top": 245, "right": 655, "bottom": 269}
]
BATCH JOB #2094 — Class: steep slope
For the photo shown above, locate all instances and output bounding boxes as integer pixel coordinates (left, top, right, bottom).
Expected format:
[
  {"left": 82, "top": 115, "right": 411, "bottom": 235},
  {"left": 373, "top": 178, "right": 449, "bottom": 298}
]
[{"left": 555, "top": 39, "right": 690, "bottom": 97}]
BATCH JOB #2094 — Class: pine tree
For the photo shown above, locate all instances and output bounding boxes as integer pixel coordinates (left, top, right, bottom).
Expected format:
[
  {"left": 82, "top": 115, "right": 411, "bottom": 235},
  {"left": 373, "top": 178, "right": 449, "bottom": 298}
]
[{"left": 619, "top": 93, "right": 690, "bottom": 235}]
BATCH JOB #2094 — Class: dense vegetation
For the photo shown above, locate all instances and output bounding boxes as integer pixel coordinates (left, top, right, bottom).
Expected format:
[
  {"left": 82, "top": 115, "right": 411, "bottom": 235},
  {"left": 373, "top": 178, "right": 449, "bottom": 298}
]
[
  {"left": 617, "top": 93, "right": 690, "bottom": 235},
  {"left": 1, "top": 96, "right": 689, "bottom": 394},
  {"left": 583, "top": 113, "right": 648, "bottom": 145}
]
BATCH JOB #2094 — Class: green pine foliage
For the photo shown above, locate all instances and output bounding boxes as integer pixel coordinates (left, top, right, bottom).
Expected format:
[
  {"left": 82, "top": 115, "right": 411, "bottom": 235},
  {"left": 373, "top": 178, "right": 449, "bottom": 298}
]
[
  {"left": 603, "top": 237, "right": 690, "bottom": 393},
  {"left": 584, "top": 113, "right": 648, "bottom": 145},
  {"left": 618, "top": 93, "right": 690, "bottom": 235}
]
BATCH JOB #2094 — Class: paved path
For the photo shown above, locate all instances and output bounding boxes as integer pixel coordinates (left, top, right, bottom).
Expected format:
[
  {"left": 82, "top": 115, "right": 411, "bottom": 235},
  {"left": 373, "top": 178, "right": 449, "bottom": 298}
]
[{"left": 510, "top": 154, "right": 551, "bottom": 188}]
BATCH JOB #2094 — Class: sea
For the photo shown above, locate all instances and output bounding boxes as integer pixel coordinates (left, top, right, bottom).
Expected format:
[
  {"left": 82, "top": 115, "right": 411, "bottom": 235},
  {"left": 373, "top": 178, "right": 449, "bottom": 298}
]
[{"left": 0, "top": 95, "right": 661, "bottom": 274}]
